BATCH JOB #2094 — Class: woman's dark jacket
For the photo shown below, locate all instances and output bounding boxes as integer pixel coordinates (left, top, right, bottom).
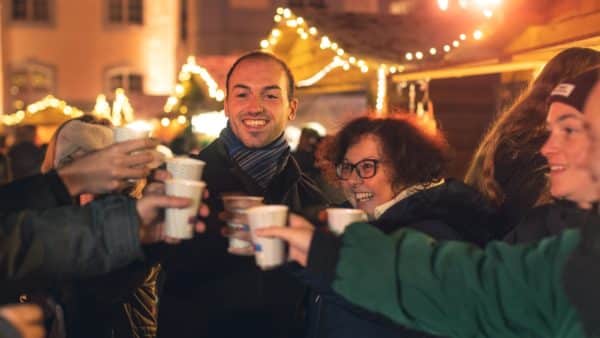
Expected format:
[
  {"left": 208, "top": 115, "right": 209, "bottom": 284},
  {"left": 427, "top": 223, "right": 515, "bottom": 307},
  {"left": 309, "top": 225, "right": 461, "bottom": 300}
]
[
  {"left": 158, "top": 138, "right": 329, "bottom": 338},
  {"left": 304, "top": 179, "right": 503, "bottom": 338},
  {"left": 504, "top": 200, "right": 592, "bottom": 244},
  {"left": 0, "top": 171, "right": 157, "bottom": 338}
]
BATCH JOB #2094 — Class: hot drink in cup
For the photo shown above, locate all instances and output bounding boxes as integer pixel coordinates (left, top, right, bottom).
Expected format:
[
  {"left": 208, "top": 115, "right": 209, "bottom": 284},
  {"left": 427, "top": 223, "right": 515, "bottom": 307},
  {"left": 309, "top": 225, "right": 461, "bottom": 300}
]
[
  {"left": 326, "top": 208, "right": 367, "bottom": 235},
  {"left": 164, "top": 179, "right": 206, "bottom": 239},
  {"left": 222, "top": 195, "right": 264, "bottom": 253},
  {"left": 246, "top": 205, "right": 288, "bottom": 270}
]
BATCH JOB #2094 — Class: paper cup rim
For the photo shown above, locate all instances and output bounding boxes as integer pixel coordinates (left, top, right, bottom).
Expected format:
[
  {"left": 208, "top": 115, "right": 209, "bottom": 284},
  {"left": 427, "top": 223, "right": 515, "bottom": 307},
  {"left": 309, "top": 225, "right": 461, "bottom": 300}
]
[
  {"left": 165, "top": 179, "right": 206, "bottom": 188},
  {"left": 222, "top": 195, "right": 264, "bottom": 202},
  {"left": 327, "top": 208, "right": 365, "bottom": 215},
  {"left": 245, "top": 205, "right": 288, "bottom": 215},
  {"left": 167, "top": 157, "right": 206, "bottom": 166}
]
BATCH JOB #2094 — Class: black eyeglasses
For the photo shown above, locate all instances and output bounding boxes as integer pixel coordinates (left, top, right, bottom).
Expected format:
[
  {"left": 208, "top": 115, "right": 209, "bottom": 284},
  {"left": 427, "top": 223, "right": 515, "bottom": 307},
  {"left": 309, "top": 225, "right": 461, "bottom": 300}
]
[{"left": 335, "top": 159, "right": 381, "bottom": 180}]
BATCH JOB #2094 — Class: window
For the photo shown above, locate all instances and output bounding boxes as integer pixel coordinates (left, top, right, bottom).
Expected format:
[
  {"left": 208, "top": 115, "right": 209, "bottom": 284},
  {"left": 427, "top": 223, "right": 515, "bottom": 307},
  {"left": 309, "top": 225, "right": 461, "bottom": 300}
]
[
  {"left": 11, "top": 0, "right": 52, "bottom": 22},
  {"left": 106, "top": 69, "right": 144, "bottom": 94},
  {"left": 107, "top": 0, "right": 143, "bottom": 25},
  {"left": 9, "top": 63, "right": 55, "bottom": 105}
]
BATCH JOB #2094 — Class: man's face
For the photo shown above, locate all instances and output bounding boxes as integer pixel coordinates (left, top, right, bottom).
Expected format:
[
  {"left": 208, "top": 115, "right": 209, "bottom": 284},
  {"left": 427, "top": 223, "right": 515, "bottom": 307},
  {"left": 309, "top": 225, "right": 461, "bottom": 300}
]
[
  {"left": 584, "top": 82, "right": 600, "bottom": 185},
  {"left": 224, "top": 58, "right": 298, "bottom": 148}
]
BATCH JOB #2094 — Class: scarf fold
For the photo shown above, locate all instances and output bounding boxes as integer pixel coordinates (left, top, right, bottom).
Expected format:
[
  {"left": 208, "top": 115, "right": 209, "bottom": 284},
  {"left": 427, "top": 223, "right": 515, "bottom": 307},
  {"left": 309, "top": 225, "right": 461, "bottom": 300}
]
[{"left": 220, "top": 125, "right": 290, "bottom": 189}]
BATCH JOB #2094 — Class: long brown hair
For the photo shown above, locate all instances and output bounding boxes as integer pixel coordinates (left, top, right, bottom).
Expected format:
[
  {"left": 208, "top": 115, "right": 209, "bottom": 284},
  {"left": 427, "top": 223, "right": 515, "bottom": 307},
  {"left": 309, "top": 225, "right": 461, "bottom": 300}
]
[{"left": 465, "top": 47, "right": 600, "bottom": 218}]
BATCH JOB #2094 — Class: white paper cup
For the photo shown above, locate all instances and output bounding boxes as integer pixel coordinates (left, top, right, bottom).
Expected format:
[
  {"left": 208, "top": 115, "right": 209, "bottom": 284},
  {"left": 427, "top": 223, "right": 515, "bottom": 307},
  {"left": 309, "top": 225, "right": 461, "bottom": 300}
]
[
  {"left": 166, "top": 157, "right": 206, "bottom": 181},
  {"left": 222, "top": 195, "right": 264, "bottom": 252},
  {"left": 113, "top": 126, "right": 151, "bottom": 143},
  {"left": 246, "top": 205, "right": 288, "bottom": 270},
  {"left": 164, "top": 179, "right": 206, "bottom": 239},
  {"left": 327, "top": 208, "right": 367, "bottom": 235}
]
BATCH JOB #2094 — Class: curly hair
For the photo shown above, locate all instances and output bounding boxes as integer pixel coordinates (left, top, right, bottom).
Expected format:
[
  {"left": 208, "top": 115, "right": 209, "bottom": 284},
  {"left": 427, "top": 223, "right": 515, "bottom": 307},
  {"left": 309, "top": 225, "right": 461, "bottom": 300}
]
[
  {"left": 465, "top": 47, "right": 600, "bottom": 216},
  {"left": 322, "top": 114, "right": 450, "bottom": 192}
]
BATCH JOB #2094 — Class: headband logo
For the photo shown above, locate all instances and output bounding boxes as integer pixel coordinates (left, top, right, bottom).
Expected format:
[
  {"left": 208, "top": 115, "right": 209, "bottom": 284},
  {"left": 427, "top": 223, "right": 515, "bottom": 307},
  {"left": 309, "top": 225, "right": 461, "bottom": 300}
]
[{"left": 551, "top": 83, "right": 576, "bottom": 97}]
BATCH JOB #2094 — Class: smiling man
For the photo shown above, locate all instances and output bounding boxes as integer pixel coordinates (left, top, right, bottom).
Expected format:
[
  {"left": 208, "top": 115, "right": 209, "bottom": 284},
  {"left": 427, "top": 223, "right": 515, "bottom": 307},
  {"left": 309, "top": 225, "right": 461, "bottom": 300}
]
[{"left": 158, "top": 51, "right": 329, "bottom": 338}]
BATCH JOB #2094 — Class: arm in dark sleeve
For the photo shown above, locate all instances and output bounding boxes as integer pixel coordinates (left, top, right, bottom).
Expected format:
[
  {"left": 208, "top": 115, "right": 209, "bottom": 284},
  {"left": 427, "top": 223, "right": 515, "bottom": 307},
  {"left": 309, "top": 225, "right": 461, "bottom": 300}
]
[
  {"left": 0, "top": 195, "right": 144, "bottom": 281},
  {"left": 0, "top": 170, "right": 72, "bottom": 211}
]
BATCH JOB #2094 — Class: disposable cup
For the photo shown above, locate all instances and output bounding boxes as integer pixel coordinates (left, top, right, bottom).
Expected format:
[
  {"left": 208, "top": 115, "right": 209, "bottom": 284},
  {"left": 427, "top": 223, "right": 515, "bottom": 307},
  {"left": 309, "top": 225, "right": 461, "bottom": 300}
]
[
  {"left": 326, "top": 208, "right": 367, "bottom": 235},
  {"left": 246, "top": 205, "right": 288, "bottom": 270},
  {"left": 113, "top": 126, "right": 151, "bottom": 143},
  {"left": 222, "top": 195, "right": 264, "bottom": 252},
  {"left": 164, "top": 179, "right": 206, "bottom": 239},
  {"left": 166, "top": 157, "right": 206, "bottom": 181}
]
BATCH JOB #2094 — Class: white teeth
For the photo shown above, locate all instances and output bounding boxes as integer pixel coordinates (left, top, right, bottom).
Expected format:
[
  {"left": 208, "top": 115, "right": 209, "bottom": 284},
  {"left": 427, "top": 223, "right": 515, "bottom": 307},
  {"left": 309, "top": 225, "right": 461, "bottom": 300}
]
[
  {"left": 550, "top": 165, "right": 566, "bottom": 171},
  {"left": 243, "top": 119, "right": 267, "bottom": 127},
  {"left": 354, "top": 192, "right": 373, "bottom": 202}
]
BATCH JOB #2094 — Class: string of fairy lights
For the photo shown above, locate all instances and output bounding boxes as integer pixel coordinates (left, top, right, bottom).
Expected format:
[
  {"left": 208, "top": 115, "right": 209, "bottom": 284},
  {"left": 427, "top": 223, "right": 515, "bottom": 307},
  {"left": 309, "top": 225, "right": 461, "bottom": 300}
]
[
  {"left": 259, "top": 6, "right": 490, "bottom": 113},
  {"left": 1, "top": 95, "right": 84, "bottom": 126}
]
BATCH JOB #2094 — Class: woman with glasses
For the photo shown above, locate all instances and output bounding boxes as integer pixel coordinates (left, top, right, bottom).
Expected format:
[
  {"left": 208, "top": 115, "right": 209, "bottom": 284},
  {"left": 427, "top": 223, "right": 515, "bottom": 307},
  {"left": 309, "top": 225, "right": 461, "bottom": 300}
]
[{"left": 299, "top": 115, "right": 502, "bottom": 338}]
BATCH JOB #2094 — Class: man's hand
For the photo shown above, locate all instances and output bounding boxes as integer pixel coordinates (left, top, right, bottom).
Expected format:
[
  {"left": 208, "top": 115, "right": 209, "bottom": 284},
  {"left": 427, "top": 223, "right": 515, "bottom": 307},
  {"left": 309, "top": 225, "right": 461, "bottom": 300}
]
[
  {"left": 0, "top": 304, "right": 45, "bottom": 338},
  {"left": 58, "top": 138, "right": 161, "bottom": 196},
  {"left": 255, "top": 213, "right": 315, "bottom": 266}
]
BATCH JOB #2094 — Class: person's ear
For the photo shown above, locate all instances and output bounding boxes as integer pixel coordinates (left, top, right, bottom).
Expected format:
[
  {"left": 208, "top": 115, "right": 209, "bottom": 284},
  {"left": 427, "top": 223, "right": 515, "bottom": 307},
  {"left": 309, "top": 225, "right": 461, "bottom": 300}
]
[{"left": 288, "top": 98, "right": 298, "bottom": 121}]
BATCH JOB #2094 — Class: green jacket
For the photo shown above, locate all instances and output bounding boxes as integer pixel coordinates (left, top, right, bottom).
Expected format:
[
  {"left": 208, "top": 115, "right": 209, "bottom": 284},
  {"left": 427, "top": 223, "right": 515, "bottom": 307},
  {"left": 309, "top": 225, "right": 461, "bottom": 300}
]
[{"left": 309, "top": 224, "right": 585, "bottom": 338}]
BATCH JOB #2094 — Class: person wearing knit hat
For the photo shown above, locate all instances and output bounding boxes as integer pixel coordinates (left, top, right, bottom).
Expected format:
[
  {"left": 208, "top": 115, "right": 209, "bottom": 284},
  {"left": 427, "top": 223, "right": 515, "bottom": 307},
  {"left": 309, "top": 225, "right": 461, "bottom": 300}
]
[
  {"left": 540, "top": 67, "right": 600, "bottom": 210},
  {"left": 37, "top": 115, "right": 163, "bottom": 338}
]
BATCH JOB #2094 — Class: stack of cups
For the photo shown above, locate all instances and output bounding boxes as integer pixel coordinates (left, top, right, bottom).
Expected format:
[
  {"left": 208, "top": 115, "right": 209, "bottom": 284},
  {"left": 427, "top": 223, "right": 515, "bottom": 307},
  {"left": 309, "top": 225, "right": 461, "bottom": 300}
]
[
  {"left": 246, "top": 205, "right": 289, "bottom": 270},
  {"left": 164, "top": 157, "right": 206, "bottom": 239},
  {"left": 222, "top": 195, "right": 264, "bottom": 253},
  {"left": 326, "top": 208, "right": 367, "bottom": 235}
]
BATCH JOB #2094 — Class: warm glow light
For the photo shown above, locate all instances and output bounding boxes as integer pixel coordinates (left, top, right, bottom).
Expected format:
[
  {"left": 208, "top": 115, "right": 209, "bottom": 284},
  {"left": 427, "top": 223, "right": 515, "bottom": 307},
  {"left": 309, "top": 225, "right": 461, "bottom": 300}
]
[
  {"left": 296, "top": 17, "right": 304, "bottom": 24},
  {"left": 473, "top": 30, "right": 483, "bottom": 40},
  {"left": 460, "top": 33, "right": 467, "bottom": 40},
  {"left": 452, "top": 40, "right": 460, "bottom": 47},
  {"left": 282, "top": 8, "right": 291, "bottom": 18},
  {"left": 274, "top": 15, "right": 282, "bottom": 22},
  {"left": 297, "top": 57, "right": 345, "bottom": 87},
  {"left": 191, "top": 111, "right": 228, "bottom": 137},
  {"left": 309, "top": 27, "right": 317, "bottom": 35},
  {"left": 276, "top": 7, "right": 284, "bottom": 15},
  {"left": 271, "top": 28, "right": 281, "bottom": 37},
  {"left": 437, "top": 0, "right": 449, "bottom": 11},
  {"left": 483, "top": 9, "right": 493, "bottom": 17},
  {"left": 415, "top": 51, "right": 424, "bottom": 60},
  {"left": 177, "top": 115, "right": 187, "bottom": 124},
  {"left": 443, "top": 45, "right": 451, "bottom": 52},
  {"left": 330, "top": 42, "right": 338, "bottom": 51},
  {"left": 349, "top": 56, "right": 356, "bottom": 64},
  {"left": 260, "top": 39, "right": 269, "bottom": 49},
  {"left": 405, "top": 52, "right": 413, "bottom": 60},
  {"left": 161, "top": 117, "right": 171, "bottom": 127},
  {"left": 376, "top": 65, "right": 387, "bottom": 113},
  {"left": 429, "top": 48, "right": 437, "bottom": 55},
  {"left": 389, "top": 66, "right": 397, "bottom": 74},
  {"left": 336, "top": 49, "right": 344, "bottom": 56}
]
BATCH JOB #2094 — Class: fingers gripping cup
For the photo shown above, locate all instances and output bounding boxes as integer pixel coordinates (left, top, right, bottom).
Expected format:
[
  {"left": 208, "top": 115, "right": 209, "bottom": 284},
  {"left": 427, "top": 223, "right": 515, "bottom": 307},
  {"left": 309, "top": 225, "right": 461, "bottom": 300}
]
[
  {"left": 165, "top": 179, "right": 206, "bottom": 239},
  {"left": 222, "top": 195, "right": 264, "bottom": 252},
  {"left": 166, "top": 157, "right": 206, "bottom": 181},
  {"left": 246, "top": 205, "right": 288, "bottom": 270},
  {"left": 326, "top": 208, "right": 367, "bottom": 235}
]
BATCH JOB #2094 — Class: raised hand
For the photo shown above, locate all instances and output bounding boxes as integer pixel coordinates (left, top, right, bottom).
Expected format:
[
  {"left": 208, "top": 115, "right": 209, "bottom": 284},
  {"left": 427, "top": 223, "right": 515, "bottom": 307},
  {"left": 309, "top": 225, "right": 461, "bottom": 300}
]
[{"left": 255, "top": 213, "right": 315, "bottom": 266}]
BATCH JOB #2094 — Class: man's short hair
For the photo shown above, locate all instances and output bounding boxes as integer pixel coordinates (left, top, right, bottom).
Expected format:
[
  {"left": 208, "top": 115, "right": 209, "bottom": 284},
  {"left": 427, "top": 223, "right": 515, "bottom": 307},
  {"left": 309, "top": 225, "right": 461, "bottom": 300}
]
[{"left": 225, "top": 51, "right": 296, "bottom": 101}]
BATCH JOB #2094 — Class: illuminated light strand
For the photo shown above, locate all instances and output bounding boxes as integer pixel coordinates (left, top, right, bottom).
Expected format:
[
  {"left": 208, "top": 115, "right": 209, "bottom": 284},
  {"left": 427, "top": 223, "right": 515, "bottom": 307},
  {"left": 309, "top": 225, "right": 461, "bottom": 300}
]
[
  {"left": 297, "top": 57, "right": 346, "bottom": 87},
  {"left": 261, "top": 7, "right": 405, "bottom": 88},
  {"left": 164, "top": 56, "right": 225, "bottom": 114},
  {"left": 437, "top": 0, "right": 502, "bottom": 18},
  {"left": 263, "top": 7, "right": 483, "bottom": 68},
  {"left": 1, "top": 95, "right": 84, "bottom": 126},
  {"left": 376, "top": 65, "right": 388, "bottom": 113}
]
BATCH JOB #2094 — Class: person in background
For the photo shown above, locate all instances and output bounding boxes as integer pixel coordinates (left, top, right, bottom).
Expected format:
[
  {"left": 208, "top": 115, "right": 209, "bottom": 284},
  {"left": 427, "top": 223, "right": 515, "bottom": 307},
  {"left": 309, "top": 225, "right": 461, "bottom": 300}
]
[
  {"left": 158, "top": 51, "right": 329, "bottom": 338},
  {"left": 36, "top": 116, "right": 161, "bottom": 338},
  {"left": 465, "top": 47, "right": 600, "bottom": 230},
  {"left": 8, "top": 125, "right": 43, "bottom": 180},
  {"left": 292, "top": 127, "right": 321, "bottom": 180}
]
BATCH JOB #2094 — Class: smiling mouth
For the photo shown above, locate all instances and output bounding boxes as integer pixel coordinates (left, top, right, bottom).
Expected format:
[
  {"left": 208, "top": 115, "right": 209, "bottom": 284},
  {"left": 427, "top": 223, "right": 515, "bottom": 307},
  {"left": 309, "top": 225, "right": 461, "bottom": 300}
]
[
  {"left": 354, "top": 192, "right": 373, "bottom": 202},
  {"left": 243, "top": 119, "right": 268, "bottom": 128},
  {"left": 549, "top": 165, "right": 566, "bottom": 173}
]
